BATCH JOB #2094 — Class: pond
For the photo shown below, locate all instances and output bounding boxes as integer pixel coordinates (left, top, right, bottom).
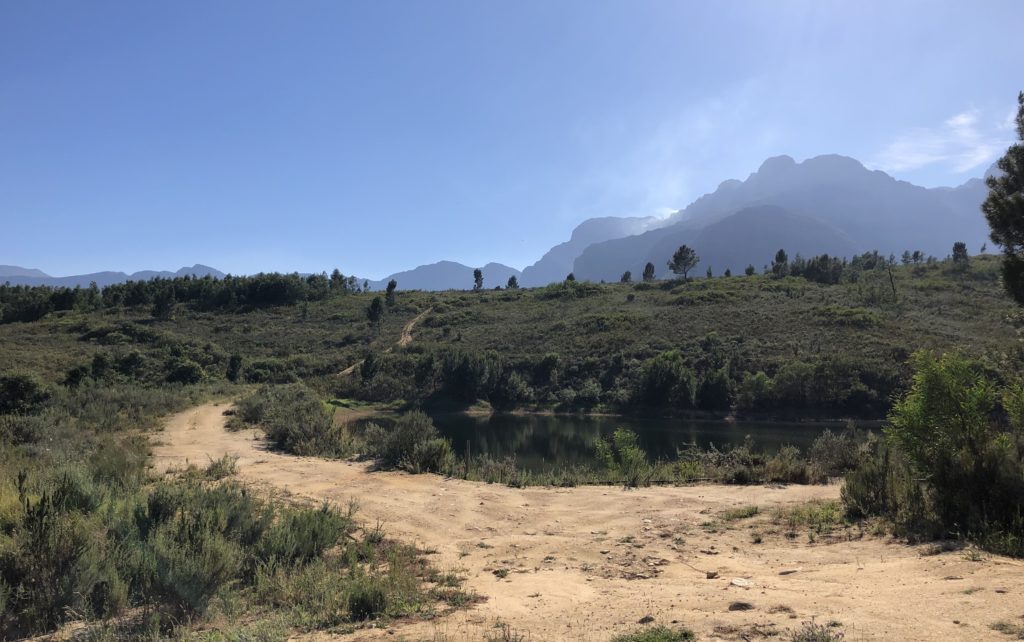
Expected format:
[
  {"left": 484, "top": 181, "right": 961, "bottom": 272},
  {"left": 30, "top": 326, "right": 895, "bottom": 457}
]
[{"left": 430, "top": 413, "right": 844, "bottom": 473}]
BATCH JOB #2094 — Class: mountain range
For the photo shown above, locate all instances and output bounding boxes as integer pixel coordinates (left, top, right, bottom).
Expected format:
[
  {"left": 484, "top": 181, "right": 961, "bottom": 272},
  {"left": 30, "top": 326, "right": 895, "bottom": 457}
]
[
  {"left": 0, "top": 264, "right": 225, "bottom": 288},
  {"left": 1, "top": 154, "right": 995, "bottom": 291},
  {"left": 572, "top": 154, "right": 991, "bottom": 281}
]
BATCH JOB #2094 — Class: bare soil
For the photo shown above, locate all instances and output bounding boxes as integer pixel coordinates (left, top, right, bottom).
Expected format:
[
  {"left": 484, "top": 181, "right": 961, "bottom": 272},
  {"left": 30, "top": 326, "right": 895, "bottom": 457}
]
[{"left": 153, "top": 404, "right": 1024, "bottom": 642}]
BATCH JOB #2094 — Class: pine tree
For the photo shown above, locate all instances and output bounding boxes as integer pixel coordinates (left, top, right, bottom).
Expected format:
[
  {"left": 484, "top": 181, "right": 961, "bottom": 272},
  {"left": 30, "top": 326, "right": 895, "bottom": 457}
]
[
  {"left": 983, "top": 91, "right": 1024, "bottom": 304},
  {"left": 642, "top": 262, "right": 656, "bottom": 281},
  {"left": 771, "top": 249, "right": 789, "bottom": 277},
  {"left": 667, "top": 245, "right": 699, "bottom": 281},
  {"left": 385, "top": 279, "right": 397, "bottom": 306}
]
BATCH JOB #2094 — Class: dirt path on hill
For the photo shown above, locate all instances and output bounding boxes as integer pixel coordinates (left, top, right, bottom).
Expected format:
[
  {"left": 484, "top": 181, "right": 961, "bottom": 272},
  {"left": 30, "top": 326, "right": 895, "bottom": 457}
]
[
  {"left": 397, "top": 308, "right": 431, "bottom": 347},
  {"left": 339, "top": 308, "right": 431, "bottom": 376},
  {"left": 153, "top": 404, "right": 1024, "bottom": 642}
]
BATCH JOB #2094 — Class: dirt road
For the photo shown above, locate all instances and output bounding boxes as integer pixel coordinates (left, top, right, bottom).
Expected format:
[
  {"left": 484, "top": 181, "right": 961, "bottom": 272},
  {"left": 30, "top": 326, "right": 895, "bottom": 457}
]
[{"left": 153, "top": 404, "right": 1024, "bottom": 641}]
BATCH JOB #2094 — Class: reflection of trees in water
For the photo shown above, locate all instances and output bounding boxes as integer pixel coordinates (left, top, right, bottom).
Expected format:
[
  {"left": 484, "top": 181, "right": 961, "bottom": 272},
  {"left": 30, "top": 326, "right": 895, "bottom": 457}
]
[
  {"left": 431, "top": 414, "right": 829, "bottom": 473},
  {"left": 441, "top": 415, "right": 606, "bottom": 466}
]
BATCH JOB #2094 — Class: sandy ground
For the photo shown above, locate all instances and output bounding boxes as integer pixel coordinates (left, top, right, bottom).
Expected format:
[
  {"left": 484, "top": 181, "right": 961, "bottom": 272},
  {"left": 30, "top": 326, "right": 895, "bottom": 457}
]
[{"left": 153, "top": 404, "right": 1024, "bottom": 642}]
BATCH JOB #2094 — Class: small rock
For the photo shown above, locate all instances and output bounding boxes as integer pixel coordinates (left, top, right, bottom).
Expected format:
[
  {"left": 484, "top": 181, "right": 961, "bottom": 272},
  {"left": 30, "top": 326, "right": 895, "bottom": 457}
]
[
  {"left": 600, "top": 549, "right": 610, "bottom": 554},
  {"left": 731, "top": 577, "right": 754, "bottom": 588},
  {"left": 995, "top": 588, "right": 1008, "bottom": 594},
  {"left": 638, "top": 615, "right": 655, "bottom": 624},
  {"left": 778, "top": 568, "right": 801, "bottom": 575},
  {"left": 706, "top": 571, "right": 719, "bottom": 579},
  {"left": 728, "top": 601, "right": 755, "bottom": 611}
]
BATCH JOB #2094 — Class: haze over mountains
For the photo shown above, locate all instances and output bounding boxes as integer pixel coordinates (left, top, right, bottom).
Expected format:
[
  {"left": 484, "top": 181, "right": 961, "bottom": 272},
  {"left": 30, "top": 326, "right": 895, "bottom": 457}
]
[
  {"left": 573, "top": 154, "right": 991, "bottom": 281},
  {"left": 0, "top": 265, "right": 224, "bottom": 288},
  {"left": 2, "top": 154, "right": 994, "bottom": 291}
]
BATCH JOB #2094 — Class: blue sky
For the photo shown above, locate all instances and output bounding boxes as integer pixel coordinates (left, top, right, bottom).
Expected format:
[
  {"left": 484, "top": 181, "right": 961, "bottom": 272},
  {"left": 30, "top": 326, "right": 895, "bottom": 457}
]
[{"left": 2, "top": 1, "right": 1022, "bottom": 278}]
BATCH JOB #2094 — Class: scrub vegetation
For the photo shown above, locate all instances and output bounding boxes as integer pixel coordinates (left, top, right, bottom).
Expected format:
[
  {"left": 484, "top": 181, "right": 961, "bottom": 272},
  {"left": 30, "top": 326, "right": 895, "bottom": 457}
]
[
  {"left": 3, "top": 246, "right": 1024, "bottom": 639},
  {"left": 0, "top": 379, "right": 460, "bottom": 640}
]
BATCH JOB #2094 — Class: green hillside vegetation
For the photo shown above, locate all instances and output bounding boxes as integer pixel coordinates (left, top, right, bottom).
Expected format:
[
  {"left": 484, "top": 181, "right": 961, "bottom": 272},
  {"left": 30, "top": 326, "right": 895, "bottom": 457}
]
[{"left": 2, "top": 253, "right": 1018, "bottom": 421}]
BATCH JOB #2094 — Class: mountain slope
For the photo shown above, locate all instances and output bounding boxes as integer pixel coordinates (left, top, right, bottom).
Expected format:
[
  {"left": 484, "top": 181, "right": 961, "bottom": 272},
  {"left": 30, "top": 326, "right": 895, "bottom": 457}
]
[
  {"left": 367, "top": 261, "right": 522, "bottom": 291},
  {"left": 573, "top": 154, "right": 990, "bottom": 281},
  {"left": 0, "top": 266, "right": 49, "bottom": 279},
  {"left": 519, "top": 216, "right": 660, "bottom": 286}
]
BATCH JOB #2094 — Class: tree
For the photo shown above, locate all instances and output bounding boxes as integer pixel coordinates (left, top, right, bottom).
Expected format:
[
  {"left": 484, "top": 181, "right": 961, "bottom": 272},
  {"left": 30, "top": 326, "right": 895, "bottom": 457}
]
[
  {"left": 744, "top": 264, "right": 756, "bottom": 276},
  {"left": 983, "top": 91, "right": 1024, "bottom": 304},
  {"left": 667, "top": 245, "right": 699, "bottom": 281},
  {"left": 506, "top": 275, "right": 519, "bottom": 289},
  {"left": 330, "top": 269, "right": 346, "bottom": 292},
  {"left": 620, "top": 270, "right": 632, "bottom": 283},
  {"left": 912, "top": 250, "right": 924, "bottom": 264},
  {"left": 771, "top": 249, "right": 789, "bottom": 277},
  {"left": 705, "top": 266, "right": 713, "bottom": 279},
  {"left": 385, "top": 279, "right": 397, "bottom": 306},
  {"left": 473, "top": 268, "right": 483, "bottom": 291},
  {"left": 642, "top": 262, "right": 656, "bottom": 281},
  {"left": 224, "top": 355, "right": 243, "bottom": 382},
  {"left": 565, "top": 272, "right": 576, "bottom": 282},
  {"left": 724, "top": 268, "right": 732, "bottom": 277},
  {"left": 152, "top": 288, "right": 175, "bottom": 320},
  {"left": 901, "top": 251, "right": 912, "bottom": 265},
  {"left": 952, "top": 241, "right": 969, "bottom": 265},
  {"left": 366, "top": 296, "right": 385, "bottom": 327}
]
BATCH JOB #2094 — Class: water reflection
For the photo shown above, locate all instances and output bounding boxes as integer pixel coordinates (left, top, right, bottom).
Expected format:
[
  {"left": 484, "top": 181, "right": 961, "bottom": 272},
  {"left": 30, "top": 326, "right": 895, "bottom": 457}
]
[{"left": 430, "top": 413, "right": 835, "bottom": 472}]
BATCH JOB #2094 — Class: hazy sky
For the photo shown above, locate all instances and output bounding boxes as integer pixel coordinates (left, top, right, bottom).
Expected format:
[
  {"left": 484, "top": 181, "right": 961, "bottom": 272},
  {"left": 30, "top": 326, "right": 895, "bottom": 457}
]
[{"left": 2, "top": 1, "right": 1022, "bottom": 278}]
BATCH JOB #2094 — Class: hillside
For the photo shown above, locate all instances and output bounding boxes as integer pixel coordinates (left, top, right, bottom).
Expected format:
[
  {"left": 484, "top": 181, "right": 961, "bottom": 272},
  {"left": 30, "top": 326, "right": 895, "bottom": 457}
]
[{"left": 1, "top": 254, "right": 1016, "bottom": 420}]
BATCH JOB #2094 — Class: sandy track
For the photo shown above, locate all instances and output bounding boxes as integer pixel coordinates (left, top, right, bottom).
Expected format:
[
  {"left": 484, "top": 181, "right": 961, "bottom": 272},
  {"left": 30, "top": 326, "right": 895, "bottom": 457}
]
[
  {"left": 339, "top": 308, "right": 431, "bottom": 376},
  {"left": 153, "top": 404, "right": 1024, "bottom": 642},
  {"left": 398, "top": 308, "right": 431, "bottom": 347}
]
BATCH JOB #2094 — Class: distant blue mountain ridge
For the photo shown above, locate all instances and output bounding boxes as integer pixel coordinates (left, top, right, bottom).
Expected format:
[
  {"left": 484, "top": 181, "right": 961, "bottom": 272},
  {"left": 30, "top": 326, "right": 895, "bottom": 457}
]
[{"left": 2, "top": 154, "right": 997, "bottom": 291}]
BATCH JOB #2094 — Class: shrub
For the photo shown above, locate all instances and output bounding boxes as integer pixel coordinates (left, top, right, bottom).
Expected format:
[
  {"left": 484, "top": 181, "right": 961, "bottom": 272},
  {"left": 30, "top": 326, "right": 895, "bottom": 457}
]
[
  {"left": 347, "top": 579, "right": 388, "bottom": 620},
  {"left": 205, "top": 454, "right": 238, "bottom": 480},
  {"left": 363, "top": 411, "right": 455, "bottom": 474},
  {"left": 789, "top": 622, "right": 845, "bottom": 641},
  {"left": 238, "top": 385, "right": 349, "bottom": 458},
  {"left": 0, "top": 372, "right": 50, "bottom": 414},
  {"left": 258, "top": 504, "right": 349, "bottom": 565},
  {"left": 842, "top": 351, "right": 1024, "bottom": 555},
  {"left": 0, "top": 498, "right": 111, "bottom": 635},
  {"left": 596, "top": 428, "right": 654, "bottom": 487},
  {"left": 0, "top": 414, "right": 48, "bottom": 445},
  {"left": 809, "top": 428, "right": 862, "bottom": 478},
  {"left": 765, "top": 445, "right": 811, "bottom": 484},
  {"left": 610, "top": 625, "right": 696, "bottom": 642},
  {"left": 151, "top": 519, "right": 243, "bottom": 614}
]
